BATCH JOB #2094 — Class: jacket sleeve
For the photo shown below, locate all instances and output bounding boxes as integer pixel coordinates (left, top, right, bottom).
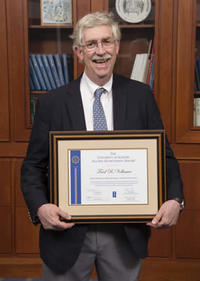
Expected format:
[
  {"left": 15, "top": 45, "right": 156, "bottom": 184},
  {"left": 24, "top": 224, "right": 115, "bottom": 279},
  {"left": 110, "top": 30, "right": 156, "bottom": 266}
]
[
  {"left": 21, "top": 95, "right": 50, "bottom": 224},
  {"left": 145, "top": 86, "right": 184, "bottom": 200}
]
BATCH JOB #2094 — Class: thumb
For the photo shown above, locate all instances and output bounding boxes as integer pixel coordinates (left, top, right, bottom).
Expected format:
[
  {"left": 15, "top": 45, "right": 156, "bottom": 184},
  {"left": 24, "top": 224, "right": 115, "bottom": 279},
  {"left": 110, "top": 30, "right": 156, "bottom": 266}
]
[
  {"left": 58, "top": 208, "right": 72, "bottom": 221},
  {"left": 152, "top": 210, "right": 162, "bottom": 225}
]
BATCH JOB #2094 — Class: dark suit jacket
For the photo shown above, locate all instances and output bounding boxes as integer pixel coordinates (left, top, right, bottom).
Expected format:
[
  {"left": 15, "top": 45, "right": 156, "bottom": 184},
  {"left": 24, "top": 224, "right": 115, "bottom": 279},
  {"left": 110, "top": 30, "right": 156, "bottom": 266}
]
[{"left": 21, "top": 74, "right": 183, "bottom": 273}]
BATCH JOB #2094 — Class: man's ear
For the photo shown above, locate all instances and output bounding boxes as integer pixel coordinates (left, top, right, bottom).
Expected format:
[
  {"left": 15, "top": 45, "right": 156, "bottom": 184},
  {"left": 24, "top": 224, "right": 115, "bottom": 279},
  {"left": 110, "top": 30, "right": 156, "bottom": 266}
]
[
  {"left": 115, "top": 40, "right": 120, "bottom": 55},
  {"left": 74, "top": 46, "right": 84, "bottom": 63}
]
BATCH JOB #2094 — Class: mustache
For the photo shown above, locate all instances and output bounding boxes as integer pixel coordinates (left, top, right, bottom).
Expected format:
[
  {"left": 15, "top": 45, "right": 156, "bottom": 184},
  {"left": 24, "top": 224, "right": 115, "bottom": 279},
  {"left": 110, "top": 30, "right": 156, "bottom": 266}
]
[{"left": 92, "top": 54, "right": 112, "bottom": 62}]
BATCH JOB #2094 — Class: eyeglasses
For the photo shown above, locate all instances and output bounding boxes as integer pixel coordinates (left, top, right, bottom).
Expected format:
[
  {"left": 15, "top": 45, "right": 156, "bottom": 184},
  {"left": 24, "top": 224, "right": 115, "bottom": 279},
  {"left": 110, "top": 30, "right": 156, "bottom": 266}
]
[{"left": 80, "top": 38, "right": 116, "bottom": 51}]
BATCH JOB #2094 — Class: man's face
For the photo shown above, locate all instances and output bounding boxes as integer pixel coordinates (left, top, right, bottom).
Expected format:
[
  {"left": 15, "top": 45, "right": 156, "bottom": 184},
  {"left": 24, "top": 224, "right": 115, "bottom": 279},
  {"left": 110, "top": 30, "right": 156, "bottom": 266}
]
[{"left": 75, "top": 25, "right": 120, "bottom": 86}]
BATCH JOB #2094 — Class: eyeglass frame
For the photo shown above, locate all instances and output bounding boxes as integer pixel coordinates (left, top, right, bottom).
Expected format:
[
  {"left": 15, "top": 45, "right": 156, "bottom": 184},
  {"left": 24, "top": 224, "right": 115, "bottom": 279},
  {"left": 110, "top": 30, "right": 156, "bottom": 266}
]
[{"left": 79, "top": 37, "right": 117, "bottom": 51}]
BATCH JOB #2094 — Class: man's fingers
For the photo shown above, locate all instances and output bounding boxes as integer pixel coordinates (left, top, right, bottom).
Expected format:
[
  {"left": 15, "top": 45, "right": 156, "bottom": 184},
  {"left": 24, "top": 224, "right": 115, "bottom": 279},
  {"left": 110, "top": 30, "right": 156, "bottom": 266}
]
[
  {"left": 58, "top": 208, "right": 72, "bottom": 221},
  {"left": 146, "top": 200, "right": 181, "bottom": 229},
  {"left": 56, "top": 221, "right": 75, "bottom": 230},
  {"left": 37, "top": 203, "right": 75, "bottom": 230}
]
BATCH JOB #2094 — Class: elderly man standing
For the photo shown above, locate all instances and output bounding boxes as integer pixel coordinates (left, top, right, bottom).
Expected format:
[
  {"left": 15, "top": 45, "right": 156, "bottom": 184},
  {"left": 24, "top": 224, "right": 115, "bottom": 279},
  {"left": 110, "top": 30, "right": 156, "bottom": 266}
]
[{"left": 21, "top": 11, "right": 184, "bottom": 281}]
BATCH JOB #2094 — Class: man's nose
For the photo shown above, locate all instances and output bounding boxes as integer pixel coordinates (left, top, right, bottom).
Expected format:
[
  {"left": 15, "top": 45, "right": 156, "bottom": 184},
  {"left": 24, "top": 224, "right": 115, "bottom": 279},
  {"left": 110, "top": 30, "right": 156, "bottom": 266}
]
[{"left": 96, "top": 42, "right": 106, "bottom": 53}]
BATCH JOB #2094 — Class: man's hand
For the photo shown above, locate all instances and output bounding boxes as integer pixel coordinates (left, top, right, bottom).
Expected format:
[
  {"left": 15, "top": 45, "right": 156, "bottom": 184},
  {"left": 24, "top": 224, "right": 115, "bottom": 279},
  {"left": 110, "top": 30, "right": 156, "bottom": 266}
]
[
  {"left": 147, "top": 200, "right": 180, "bottom": 229},
  {"left": 37, "top": 203, "right": 75, "bottom": 230}
]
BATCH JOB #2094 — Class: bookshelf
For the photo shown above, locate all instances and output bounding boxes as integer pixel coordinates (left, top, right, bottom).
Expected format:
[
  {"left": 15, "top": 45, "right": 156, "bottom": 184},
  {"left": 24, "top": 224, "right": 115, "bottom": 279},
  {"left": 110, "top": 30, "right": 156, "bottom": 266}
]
[
  {"left": 26, "top": 0, "right": 75, "bottom": 126},
  {"left": 176, "top": 0, "right": 200, "bottom": 142},
  {"left": 108, "top": 0, "right": 155, "bottom": 81}
]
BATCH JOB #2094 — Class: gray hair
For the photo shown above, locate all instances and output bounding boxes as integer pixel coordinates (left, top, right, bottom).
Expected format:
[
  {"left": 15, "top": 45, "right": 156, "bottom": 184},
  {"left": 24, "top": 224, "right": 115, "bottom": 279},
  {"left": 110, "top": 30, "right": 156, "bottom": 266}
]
[{"left": 71, "top": 11, "right": 121, "bottom": 50}]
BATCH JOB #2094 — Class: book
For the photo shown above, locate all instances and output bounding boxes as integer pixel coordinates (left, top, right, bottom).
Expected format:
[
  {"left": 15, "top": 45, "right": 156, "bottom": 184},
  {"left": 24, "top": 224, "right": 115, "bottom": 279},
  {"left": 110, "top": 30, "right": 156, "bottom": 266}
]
[
  {"left": 130, "top": 40, "right": 152, "bottom": 83},
  {"left": 30, "top": 54, "right": 47, "bottom": 90},
  {"left": 195, "top": 59, "right": 200, "bottom": 91},
  {"left": 54, "top": 54, "right": 65, "bottom": 86},
  {"left": 141, "top": 54, "right": 150, "bottom": 82},
  {"left": 29, "top": 55, "right": 41, "bottom": 90},
  {"left": 47, "top": 54, "right": 61, "bottom": 88},
  {"left": 41, "top": 54, "right": 57, "bottom": 89},
  {"left": 149, "top": 55, "right": 155, "bottom": 90},
  {"left": 62, "top": 53, "right": 69, "bottom": 84},
  {"left": 149, "top": 38, "right": 155, "bottom": 58},
  {"left": 29, "top": 75, "right": 35, "bottom": 91},
  {"left": 194, "top": 96, "right": 196, "bottom": 126},
  {"left": 146, "top": 54, "right": 154, "bottom": 85},
  {"left": 130, "top": 54, "right": 141, "bottom": 81},
  {"left": 194, "top": 94, "right": 200, "bottom": 127},
  {"left": 35, "top": 54, "right": 52, "bottom": 91},
  {"left": 146, "top": 38, "right": 155, "bottom": 87},
  {"left": 196, "top": 58, "right": 200, "bottom": 78},
  {"left": 130, "top": 53, "right": 150, "bottom": 83}
]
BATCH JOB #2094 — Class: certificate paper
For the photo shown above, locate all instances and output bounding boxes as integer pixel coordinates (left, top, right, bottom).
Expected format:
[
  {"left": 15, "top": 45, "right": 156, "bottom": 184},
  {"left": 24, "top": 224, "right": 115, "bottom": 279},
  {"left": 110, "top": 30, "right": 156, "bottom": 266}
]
[
  {"left": 69, "top": 149, "right": 147, "bottom": 205},
  {"left": 50, "top": 130, "right": 166, "bottom": 223}
]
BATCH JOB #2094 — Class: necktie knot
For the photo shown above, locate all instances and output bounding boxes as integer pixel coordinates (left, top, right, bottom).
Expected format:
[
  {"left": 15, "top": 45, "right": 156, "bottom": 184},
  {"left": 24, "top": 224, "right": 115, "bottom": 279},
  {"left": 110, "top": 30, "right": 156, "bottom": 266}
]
[{"left": 94, "top": 87, "right": 105, "bottom": 99}]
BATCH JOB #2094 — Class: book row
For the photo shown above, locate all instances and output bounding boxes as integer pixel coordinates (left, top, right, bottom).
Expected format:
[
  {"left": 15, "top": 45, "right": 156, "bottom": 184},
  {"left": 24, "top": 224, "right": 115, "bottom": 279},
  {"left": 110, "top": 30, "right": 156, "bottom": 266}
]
[{"left": 29, "top": 53, "right": 73, "bottom": 91}]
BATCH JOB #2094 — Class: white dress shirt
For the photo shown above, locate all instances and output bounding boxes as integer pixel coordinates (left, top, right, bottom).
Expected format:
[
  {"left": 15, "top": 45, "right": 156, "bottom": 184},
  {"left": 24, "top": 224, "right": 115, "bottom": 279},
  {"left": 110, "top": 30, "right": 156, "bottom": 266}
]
[{"left": 80, "top": 72, "right": 114, "bottom": 131}]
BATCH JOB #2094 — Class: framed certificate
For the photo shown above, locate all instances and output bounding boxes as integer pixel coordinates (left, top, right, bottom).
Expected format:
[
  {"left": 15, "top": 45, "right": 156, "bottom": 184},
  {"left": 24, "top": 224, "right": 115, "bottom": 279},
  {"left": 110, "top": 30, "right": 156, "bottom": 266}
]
[
  {"left": 40, "top": 0, "right": 72, "bottom": 26},
  {"left": 49, "top": 130, "right": 166, "bottom": 223}
]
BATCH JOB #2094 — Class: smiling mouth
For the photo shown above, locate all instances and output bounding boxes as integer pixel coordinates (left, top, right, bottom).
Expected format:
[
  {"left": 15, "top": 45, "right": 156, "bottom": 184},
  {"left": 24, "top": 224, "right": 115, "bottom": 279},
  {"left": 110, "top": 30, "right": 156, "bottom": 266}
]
[{"left": 92, "top": 57, "right": 111, "bottom": 64}]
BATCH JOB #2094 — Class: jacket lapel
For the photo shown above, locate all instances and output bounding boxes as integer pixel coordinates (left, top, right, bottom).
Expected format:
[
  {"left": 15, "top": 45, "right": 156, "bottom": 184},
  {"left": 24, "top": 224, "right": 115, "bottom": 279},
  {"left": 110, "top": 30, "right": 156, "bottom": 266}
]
[
  {"left": 112, "top": 75, "right": 127, "bottom": 130},
  {"left": 64, "top": 75, "right": 127, "bottom": 131},
  {"left": 65, "top": 78, "right": 86, "bottom": 131}
]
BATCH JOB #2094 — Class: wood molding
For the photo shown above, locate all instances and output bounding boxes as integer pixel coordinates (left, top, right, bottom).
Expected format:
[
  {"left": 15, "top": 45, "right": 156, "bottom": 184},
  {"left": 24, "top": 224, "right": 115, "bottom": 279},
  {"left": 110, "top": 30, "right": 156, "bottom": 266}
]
[
  {"left": 139, "top": 259, "right": 200, "bottom": 281},
  {"left": 155, "top": 0, "right": 175, "bottom": 143},
  {"left": 91, "top": 0, "right": 108, "bottom": 12},
  {"left": 0, "top": 143, "right": 27, "bottom": 157},
  {"left": 172, "top": 144, "right": 200, "bottom": 159},
  {"left": 0, "top": 257, "right": 199, "bottom": 279},
  {"left": 0, "top": 257, "right": 42, "bottom": 278},
  {"left": 6, "top": 0, "right": 31, "bottom": 141},
  {"left": 0, "top": 207, "right": 12, "bottom": 254},
  {"left": 0, "top": 0, "right": 10, "bottom": 141}
]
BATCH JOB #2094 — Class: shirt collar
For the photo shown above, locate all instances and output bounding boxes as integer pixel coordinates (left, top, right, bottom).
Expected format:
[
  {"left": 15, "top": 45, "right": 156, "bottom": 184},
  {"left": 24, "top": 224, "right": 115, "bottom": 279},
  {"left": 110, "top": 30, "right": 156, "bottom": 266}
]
[{"left": 82, "top": 72, "right": 113, "bottom": 99}]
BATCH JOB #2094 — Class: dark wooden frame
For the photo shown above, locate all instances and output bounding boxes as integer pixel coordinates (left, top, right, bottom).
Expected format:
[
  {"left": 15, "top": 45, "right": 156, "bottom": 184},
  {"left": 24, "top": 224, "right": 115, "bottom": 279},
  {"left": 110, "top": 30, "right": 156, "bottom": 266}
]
[{"left": 49, "top": 130, "right": 166, "bottom": 223}]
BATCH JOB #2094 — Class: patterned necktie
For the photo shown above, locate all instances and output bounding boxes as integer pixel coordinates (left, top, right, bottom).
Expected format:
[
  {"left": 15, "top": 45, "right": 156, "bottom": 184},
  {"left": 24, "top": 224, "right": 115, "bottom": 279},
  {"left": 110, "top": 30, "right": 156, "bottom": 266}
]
[{"left": 93, "top": 87, "right": 108, "bottom": 131}]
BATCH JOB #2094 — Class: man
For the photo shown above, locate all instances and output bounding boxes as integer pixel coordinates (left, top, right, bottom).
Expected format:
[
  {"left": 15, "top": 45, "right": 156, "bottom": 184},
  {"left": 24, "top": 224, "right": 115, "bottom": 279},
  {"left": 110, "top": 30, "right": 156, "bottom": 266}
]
[{"left": 21, "top": 11, "right": 184, "bottom": 281}]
